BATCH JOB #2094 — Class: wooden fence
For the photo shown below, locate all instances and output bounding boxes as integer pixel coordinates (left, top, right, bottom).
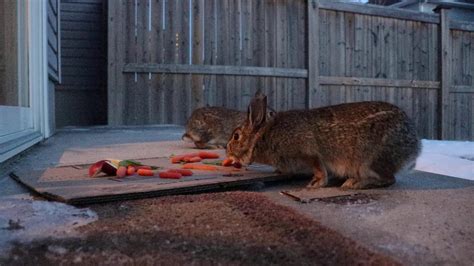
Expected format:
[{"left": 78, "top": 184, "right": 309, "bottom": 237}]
[{"left": 108, "top": 0, "right": 474, "bottom": 140}]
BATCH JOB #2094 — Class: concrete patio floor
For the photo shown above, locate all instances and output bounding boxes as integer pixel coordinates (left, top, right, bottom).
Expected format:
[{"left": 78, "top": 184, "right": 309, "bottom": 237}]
[{"left": 0, "top": 126, "right": 473, "bottom": 265}]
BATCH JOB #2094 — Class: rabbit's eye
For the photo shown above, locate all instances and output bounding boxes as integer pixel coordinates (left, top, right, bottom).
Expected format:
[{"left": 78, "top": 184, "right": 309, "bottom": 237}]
[{"left": 233, "top": 133, "right": 240, "bottom": 141}]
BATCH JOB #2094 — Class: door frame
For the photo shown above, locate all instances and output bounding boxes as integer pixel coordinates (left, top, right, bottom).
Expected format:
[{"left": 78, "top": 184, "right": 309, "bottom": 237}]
[{"left": 0, "top": 0, "right": 49, "bottom": 163}]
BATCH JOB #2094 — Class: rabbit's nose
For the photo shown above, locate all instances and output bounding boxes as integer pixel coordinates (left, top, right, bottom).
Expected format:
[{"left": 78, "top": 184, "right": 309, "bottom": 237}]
[{"left": 182, "top": 133, "right": 192, "bottom": 142}]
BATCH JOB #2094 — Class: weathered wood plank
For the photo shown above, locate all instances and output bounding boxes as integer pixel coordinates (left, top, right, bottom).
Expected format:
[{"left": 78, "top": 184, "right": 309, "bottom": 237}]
[
  {"left": 163, "top": 0, "right": 175, "bottom": 124},
  {"left": 450, "top": 86, "right": 474, "bottom": 93},
  {"left": 107, "top": 0, "right": 126, "bottom": 125},
  {"left": 191, "top": 0, "right": 205, "bottom": 111},
  {"left": 241, "top": 0, "right": 253, "bottom": 110},
  {"left": 61, "top": 3, "right": 103, "bottom": 13},
  {"left": 202, "top": 0, "right": 218, "bottom": 106},
  {"left": 319, "top": 76, "right": 440, "bottom": 89},
  {"left": 62, "top": 11, "right": 104, "bottom": 22},
  {"left": 318, "top": 1, "right": 439, "bottom": 24},
  {"left": 275, "top": 0, "right": 287, "bottom": 110},
  {"left": 307, "top": 0, "right": 319, "bottom": 108},
  {"left": 437, "top": 8, "right": 451, "bottom": 140},
  {"left": 264, "top": 0, "right": 277, "bottom": 110},
  {"left": 450, "top": 20, "right": 474, "bottom": 32},
  {"left": 123, "top": 63, "right": 308, "bottom": 78}
]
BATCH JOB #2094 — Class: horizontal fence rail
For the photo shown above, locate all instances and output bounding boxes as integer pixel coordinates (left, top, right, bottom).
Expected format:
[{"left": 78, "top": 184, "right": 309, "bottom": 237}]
[
  {"left": 108, "top": 0, "right": 474, "bottom": 140},
  {"left": 123, "top": 64, "right": 308, "bottom": 78}
]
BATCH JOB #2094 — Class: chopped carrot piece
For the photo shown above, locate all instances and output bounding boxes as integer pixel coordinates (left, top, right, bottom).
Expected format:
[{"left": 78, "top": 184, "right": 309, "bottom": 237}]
[
  {"left": 137, "top": 169, "right": 154, "bottom": 176},
  {"left": 127, "top": 166, "right": 136, "bottom": 175},
  {"left": 159, "top": 171, "right": 182, "bottom": 179},
  {"left": 187, "top": 156, "right": 202, "bottom": 163},
  {"left": 171, "top": 153, "right": 199, "bottom": 164},
  {"left": 222, "top": 158, "right": 242, "bottom": 168},
  {"left": 116, "top": 166, "right": 127, "bottom": 178},
  {"left": 168, "top": 169, "right": 193, "bottom": 176},
  {"left": 171, "top": 156, "right": 184, "bottom": 164},
  {"left": 182, "top": 163, "right": 218, "bottom": 171},
  {"left": 198, "top": 151, "right": 220, "bottom": 159},
  {"left": 222, "top": 158, "right": 233, "bottom": 167}
]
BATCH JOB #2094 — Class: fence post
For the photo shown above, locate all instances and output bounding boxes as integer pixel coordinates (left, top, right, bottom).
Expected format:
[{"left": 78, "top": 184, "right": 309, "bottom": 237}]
[
  {"left": 435, "top": 6, "right": 451, "bottom": 140},
  {"left": 306, "top": 0, "right": 320, "bottom": 109}
]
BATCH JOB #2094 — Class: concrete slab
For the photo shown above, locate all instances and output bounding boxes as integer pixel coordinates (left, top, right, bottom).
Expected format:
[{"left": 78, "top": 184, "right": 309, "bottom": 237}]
[
  {"left": 263, "top": 172, "right": 474, "bottom": 265},
  {"left": 0, "top": 126, "right": 473, "bottom": 265}
]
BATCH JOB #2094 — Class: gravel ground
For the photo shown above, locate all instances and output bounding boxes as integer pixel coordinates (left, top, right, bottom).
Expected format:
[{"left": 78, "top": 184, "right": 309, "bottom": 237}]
[{"left": 1, "top": 192, "right": 398, "bottom": 265}]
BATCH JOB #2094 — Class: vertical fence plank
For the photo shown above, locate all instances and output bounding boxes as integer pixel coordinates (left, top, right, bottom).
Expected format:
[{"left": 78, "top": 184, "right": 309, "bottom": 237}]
[
  {"left": 108, "top": 0, "right": 127, "bottom": 125},
  {"left": 165, "top": 0, "right": 177, "bottom": 123},
  {"left": 228, "top": 0, "right": 238, "bottom": 109},
  {"left": 437, "top": 7, "right": 451, "bottom": 140},
  {"left": 156, "top": 0, "right": 166, "bottom": 124},
  {"left": 125, "top": 0, "right": 138, "bottom": 124},
  {"left": 307, "top": 0, "right": 319, "bottom": 109},
  {"left": 191, "top": 0, "right": 204, "bottom": 112},
  {"left": 135, "top": 0, "right": 147, "bottom": 125}
]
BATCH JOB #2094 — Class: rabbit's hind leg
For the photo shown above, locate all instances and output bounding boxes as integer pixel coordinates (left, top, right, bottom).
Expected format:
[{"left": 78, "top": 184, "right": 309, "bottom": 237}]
[
  {"left": 306, "top": 158, "right": 328, "bottom": 189},
  {"left": 341, "top": 168, "right": 395, "bottom": 189}
]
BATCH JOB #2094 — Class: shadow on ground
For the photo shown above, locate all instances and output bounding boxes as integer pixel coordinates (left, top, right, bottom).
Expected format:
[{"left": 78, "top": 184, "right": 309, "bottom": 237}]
[{"left": 0, "top": 192, "right": 398, "bottom": 265}]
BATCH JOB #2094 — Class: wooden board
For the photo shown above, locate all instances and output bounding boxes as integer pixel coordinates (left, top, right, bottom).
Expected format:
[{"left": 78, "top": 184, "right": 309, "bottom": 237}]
[
  {"left": 10, "top": 151, "right": 291, "bottom": 206},
  {"left": 281, "top": 188, "right": 355, "bottom": 203}
]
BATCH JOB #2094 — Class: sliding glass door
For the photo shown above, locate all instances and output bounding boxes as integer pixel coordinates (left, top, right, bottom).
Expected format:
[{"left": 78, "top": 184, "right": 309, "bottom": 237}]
[
  {"left": 0, "top": 0, "right": 47, "bottom": 162},
  {"left": 0, "top": 0, "right": 33, "bottom": 138}
]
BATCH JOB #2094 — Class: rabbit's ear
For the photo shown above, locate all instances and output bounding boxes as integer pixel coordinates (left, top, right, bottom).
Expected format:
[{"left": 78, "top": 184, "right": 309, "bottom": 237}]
[{"left": 248, "top": 93, "right": 267, "bottom": 130}]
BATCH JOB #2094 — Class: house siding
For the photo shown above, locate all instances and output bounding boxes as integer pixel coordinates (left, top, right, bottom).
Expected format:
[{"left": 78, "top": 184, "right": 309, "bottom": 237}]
[
  {"left": 56, "top": 0, "right": 107, "bottom": 127},
  {"left": 47, "top": 0, "right": 60, "bottom": 82},
  {"left": 47, "top": 0, "right": 60, "bottom": 134}
]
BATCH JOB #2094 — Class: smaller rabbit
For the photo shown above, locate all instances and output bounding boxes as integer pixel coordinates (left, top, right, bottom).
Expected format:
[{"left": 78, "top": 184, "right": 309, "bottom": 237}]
[
  {"left": 182, "top": 106, "right": 246, "bottom": 149},
  {"left": 226, "top": 93, "right": 421, "bottom": 189}
]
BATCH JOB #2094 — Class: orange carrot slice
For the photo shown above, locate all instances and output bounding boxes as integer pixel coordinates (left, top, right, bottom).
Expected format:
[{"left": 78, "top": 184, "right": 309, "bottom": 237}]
[
  {"left": 159, "top": 171, "right": 182, "bottom": 179},
  {"left": 171, "top": 156, "right": 183, "bottom": 164},
  {"left": 198, "top": 151, "right": 220, "bottom": 159},
  {"left": 222, "top": 158, "right": 233, "bottom": 167},
  {"left": 137, "top": 169, "right": 154, "bottom": 176},
  {"left": 187, "top": 156, "right": 202, "bottom": 163},
  {"left": 222, "top": 158, "right": 242, "bottom": 168},
  {"left": 171, "top": 153, "right": 199, "bottom": 164},
  {"left": 168, "top": 169, "right": 193, "bottom": 176},
  {"left": 116, "top": 166, "right": 127, "bottom": 178},
  {"left": 182, "top": 163, "right": 218, "bottom": 171},
  {"left": 127, "top": 166, "right": 136, "bottom": 175}
]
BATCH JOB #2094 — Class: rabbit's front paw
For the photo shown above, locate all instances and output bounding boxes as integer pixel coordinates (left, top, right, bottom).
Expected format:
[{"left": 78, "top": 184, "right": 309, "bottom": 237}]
[
  {"left": 341, "top": 178, "right": 359, "bottom": 190},
  {"left": 306, "top": 178, "right": 327, "bottom": 189},
  {"left": 306, "top": 173, "right": 328, "bottom": 189}
]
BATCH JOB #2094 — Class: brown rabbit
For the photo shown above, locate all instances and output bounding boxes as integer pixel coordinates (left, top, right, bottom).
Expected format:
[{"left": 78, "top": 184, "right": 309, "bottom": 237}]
[
  {"left": 226, "top": 93, "right": 421, "bottom": 189},
  {"left": 182, "top": 106, "right": 246, "bottom": 149}
]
